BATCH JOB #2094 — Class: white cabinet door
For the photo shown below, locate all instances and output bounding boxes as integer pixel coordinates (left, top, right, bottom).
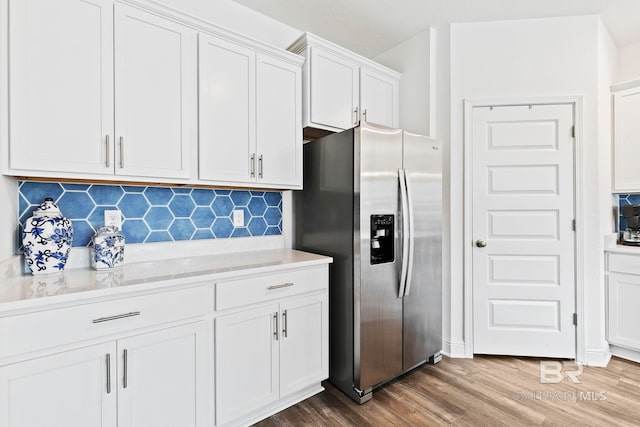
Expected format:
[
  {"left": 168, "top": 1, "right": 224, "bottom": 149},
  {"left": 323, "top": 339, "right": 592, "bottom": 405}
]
[
  {"left": 309, "top": 47, "right": 359, "bottom": 130},
  {"left": 114, "top": 4, "right": 196, "bottom": 179},
  {"left": 198, "top": 34, "right": 256, "bottom": 183},
  {"left": 215, "top": 304, "right": 279, "bottom": 426},
  {"left": 608, "top": 273, "right": 640, "bottom": 350},
  {"left": 0, "top": 342, "right": 117, "bottom": 427},
  {"left": 117, "top": 322, "right": 209, "bottom": 427},
  {"left": 613, "top": 85, "right": 640, "bottom": 191},
  {"left": 256, "top": 54, "right": 302, "bottom": 187},
  {"left": 9, "top": 0, "right": 114, "bottom": 175},
  {"left": 279, "top": 293, "right": 328, "bottom": 397},
  {"left": 360, "top": 66, "right": 399, "bottom": 128}
]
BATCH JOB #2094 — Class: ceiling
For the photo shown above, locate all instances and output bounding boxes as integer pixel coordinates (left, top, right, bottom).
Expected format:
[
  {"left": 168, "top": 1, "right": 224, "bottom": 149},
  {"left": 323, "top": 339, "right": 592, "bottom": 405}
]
[{"left": 231, "top": 0, "right": 640, "bottom": 58}]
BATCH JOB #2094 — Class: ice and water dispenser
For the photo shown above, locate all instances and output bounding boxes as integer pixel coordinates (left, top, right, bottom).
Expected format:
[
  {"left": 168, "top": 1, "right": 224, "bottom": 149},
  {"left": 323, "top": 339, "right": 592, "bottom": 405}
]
[{"left": 370, "top": 214, "right": 394, "bottom": 264}]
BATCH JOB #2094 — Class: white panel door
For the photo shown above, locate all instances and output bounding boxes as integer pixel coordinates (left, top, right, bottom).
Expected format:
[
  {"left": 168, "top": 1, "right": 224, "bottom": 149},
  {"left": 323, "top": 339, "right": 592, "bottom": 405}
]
[
  {"left": 0, "top": 342, "right": 117, "bottom": 427},
  {"left": 360, "top": 67, "right": 399, "bottom": 128},
  {"left": 279, "top": 293, "right": 328, "bottom": 397},
  {"left": 198, "top": 34, "right": 256, "bottom": 184},
  {"left": 472, "top": 104, "right": 575, "bottom": 358},
  {"left": 117, "top": 323, "right": 208, "bottom": 427},
  {"left": 309, "top": 47, "right": 359, "bottom": 130},
  {"left": 256, "top": 53, "right": 302, "bottom": 187},
  {"left": 9, "top": 0, "right": 114, "bottom": 175},
  {"left": 215, "top": 304, "right": 279, "bottom": 426},
  {"left": 114, "top": 4, "right": 196, "bottom": 179}
]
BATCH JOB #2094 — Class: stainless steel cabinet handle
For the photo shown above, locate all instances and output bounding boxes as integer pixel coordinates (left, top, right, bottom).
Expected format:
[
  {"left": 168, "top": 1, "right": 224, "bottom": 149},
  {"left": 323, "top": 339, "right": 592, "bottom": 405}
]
[
  {"left": 123, "top": 349, "right": 128, "bottom": 388},
  {"left": 282, "top": 310, "right": 288, "bottom": 338},
  {"left": 273, "top": 313, "right": 279, "bottom": 341},
  {"left": 92, "top": 311, "right": 141, "bottom": 323},
  {"left": 353, "top": 106, "right": 359, "bottom": 124},
  {"left": 258, "top": 154, "right": 264, "bottom": 179},
  {"left": 106, "top": 353, "right": 112, "bottom": 394},
  {"left": 267, "top": 282, "right": 294, "bottom": 290},
  {"left": 119, "top": 136, "right": 124, "bottom": 168},
  {"left": 363, "top": 109, "right": 367, "bottom": 121},
  {"left": 105, "top": 135, "right": 110, "bottom": 168},
  {"left": 250, "top": 153, "right": 256, "bottom": 178},
  {"left": 476, "top": 239, "right": 487, "bottom": 248}
]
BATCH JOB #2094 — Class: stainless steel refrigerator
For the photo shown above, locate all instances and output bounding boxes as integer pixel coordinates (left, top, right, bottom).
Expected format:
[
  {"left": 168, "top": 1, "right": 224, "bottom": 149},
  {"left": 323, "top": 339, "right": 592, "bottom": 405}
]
[{"left": 293, "top": 121, "right": 442, "bottom": 404}]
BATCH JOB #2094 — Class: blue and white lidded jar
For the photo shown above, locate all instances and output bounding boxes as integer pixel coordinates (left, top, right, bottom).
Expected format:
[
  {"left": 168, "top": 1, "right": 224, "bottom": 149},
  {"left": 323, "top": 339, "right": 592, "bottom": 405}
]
[
  {"left": 91, "top": 226, "right": 125, "bottom": 270},
  {"left": 22, "top": 198, "right": 73, "bottom": 275}
]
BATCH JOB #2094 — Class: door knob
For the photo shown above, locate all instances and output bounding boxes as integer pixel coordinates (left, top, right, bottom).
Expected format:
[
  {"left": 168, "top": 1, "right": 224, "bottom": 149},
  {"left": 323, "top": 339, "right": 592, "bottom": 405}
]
[{"left": 476, "top": 239, "right": 487, "bottom": 248}]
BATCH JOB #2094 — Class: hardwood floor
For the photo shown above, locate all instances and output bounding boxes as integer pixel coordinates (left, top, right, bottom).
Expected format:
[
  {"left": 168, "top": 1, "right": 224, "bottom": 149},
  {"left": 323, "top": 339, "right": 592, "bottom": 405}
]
[{"left": 255, "top": 356, "right": 640, "bottom": 426}]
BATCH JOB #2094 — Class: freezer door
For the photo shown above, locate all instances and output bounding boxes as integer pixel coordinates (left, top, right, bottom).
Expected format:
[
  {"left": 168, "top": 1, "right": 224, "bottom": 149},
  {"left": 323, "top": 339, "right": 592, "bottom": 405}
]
[
  {"left": 356, "top": 122, "right": 404, "bottom": 390},
  {"left": 402, "top": 132, "right": 442, "bottom": 370}
]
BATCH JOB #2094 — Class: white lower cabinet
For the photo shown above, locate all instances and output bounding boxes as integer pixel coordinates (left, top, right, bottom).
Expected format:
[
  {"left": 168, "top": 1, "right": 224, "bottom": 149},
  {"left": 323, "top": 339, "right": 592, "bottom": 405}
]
[
  {"left": 0, "top": 342, "right": 117, "bottom": 427},
  {"left": 606, "top": 251, "right": 640, "bottom": 361},
  {"left": 215, "top": 270, "right": 329, "bottom": 426},
  {"left": 0, "top": 322, "right": 208, "bottom": 427}
]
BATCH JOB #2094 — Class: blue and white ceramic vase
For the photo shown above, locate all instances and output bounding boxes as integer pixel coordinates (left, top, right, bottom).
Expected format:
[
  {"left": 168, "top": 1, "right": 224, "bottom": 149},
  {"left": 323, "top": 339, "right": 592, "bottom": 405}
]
[
  {"left": 22, "top": 198, "right": 73, "bottom": 275},
  {"left": 91, "top": 226, "right": 125, "bottom": 270}
]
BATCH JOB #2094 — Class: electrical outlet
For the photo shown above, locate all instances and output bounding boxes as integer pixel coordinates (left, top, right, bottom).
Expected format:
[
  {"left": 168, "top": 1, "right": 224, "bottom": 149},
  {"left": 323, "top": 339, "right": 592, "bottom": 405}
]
[
  {"left": 232, "top": 209, "right": 244, "bottom": 227},
  {"left": 104, "top": 210, "right": 122, "bottom": 230}
]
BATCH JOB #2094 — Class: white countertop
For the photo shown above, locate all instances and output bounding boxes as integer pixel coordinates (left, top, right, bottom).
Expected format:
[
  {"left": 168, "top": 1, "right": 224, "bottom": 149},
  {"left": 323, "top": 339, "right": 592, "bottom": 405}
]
[
  {"left": 0, "top": 249, "right": 332, "bottom": 314},
  {"left": 605, "top": 244, "right": 640, "bottom": 255}
]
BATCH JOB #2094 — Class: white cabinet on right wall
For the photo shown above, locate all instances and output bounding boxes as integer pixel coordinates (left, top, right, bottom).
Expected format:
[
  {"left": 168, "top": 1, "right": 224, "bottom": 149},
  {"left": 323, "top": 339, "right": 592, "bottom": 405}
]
[
  {"left": 289, "top": 32, "right": 400, "bottom": 135},
  {"left": 612, "top": 79, "right": 640, "bottom": 192}
]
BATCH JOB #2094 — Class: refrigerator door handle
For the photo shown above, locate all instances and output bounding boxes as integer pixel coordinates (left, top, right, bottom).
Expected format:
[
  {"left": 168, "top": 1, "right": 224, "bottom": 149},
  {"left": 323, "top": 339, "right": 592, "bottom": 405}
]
[
  {"left": 398, "top": 168, "right": 410, "bottom": 298},
  {"left": 404, "top": 169, "right": 415, "bottom": 297}
]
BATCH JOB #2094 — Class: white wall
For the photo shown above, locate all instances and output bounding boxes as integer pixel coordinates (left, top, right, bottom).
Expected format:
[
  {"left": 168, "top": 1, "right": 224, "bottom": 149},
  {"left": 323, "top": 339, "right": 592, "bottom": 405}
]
[
  {"left": 617, "top": 42, "right": 640, "bottom": 82},
  {"left": 449, "top": 15, "right": 615, "bottom": 364},
  {"left": 374, "top": 29, "right": 433, "bottom": 136}
]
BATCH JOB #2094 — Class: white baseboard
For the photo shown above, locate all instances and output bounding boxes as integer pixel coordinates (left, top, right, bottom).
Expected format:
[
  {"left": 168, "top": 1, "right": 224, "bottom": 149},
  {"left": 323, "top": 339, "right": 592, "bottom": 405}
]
[
  {"left": 442, "top": 337, "right": 468, "bottom": 358},
  {"left": 584, "top": 346, "right": 612, "bottom": 367},
  {"left": 610, "top": 344, "right": 640, "bottom": 364}
]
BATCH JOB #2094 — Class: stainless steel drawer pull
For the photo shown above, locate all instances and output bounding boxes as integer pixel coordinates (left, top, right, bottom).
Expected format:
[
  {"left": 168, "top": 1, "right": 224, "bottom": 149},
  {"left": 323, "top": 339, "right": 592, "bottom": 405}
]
[
  {"left": 282, "top": 310, "right": 288, "bottom": 338},
  {"left": 105, "top": 135, "right": 110, "bottom": 168},
  {"left": 92, "top": 311, "right": 141, "bottom": 323},
  {"left": 273, "top": 313, "right": 279, "bottom": 341},
  {"left": 250, "top": 153, "right": 256, "bottom": 177},
  {"left": 106, "top": 353, "right": 112, "bottom": 394},
  {"left": 123, "top": 349, "right": 128, "bottom": 389},
  {"left": 267, "top": 282, "right": 294, "bottom": 291},
  {"left": 119, "top": 136, "right": 124, "bottom": 168}
]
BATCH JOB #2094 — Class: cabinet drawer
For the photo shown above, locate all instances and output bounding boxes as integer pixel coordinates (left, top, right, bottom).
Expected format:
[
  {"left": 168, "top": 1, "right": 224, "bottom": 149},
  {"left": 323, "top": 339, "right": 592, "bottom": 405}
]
[
  {"left": 608, "top": 253, "right": 640, "bottom": 275},
  {"left": 0, "top": 286, "right": 211, "bottom": 359},
  {"left": 215, "top": 267, "right": 328, "bottom": 311}
]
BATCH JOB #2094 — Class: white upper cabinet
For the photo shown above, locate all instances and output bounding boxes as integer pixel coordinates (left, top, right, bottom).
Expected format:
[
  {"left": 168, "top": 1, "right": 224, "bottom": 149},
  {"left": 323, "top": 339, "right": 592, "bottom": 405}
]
[
  {"left": 6, "top": 0, "right": 301, "bottom": 189},
  {"left": 9, "top": 0, "right": 114, "bottom": 175},
  {"left": 256, "top": 53, "right": 302, "bottom": 187},
  {"left": 308, "top": 47, "right": 360, "bottom": 130},
  {"left": 114, "top": 4, "right": 196, "bottom": 180},
  {"left": 289, "top": 32, "right": 401, "bottom": 134},
  {"left": 360, "top": 66, "right": 399, "bottom": 129},
  {"left": 198, "top": 34, "right": 303, "bottom": 188},
  {"left": 198, "top": 34, "right": 256, "bottom": 184},
  {"left": 613, "top": 79, "right": 640, "bottom": 192}
]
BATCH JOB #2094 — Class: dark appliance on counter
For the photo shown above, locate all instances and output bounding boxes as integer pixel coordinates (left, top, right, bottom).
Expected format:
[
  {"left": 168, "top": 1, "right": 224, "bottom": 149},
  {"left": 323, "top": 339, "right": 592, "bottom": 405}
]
[
  {"left": 622, "top": 204, "right": 640, "bottom": 246},
  {"left": 293, "top": 121, "right": 442, "bottom": 404}
]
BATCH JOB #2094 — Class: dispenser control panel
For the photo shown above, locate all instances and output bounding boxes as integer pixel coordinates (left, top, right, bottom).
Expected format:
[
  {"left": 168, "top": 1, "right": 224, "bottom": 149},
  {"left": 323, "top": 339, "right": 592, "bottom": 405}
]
[{"left": 370, "top": 214, "right": 394, "bottom": 264}]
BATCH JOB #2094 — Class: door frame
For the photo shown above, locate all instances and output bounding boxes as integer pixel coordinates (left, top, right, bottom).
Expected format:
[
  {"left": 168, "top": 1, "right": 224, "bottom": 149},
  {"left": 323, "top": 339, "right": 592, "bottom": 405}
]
[{"left": 462, "top": 96, "right": 585, "bottom": 363}]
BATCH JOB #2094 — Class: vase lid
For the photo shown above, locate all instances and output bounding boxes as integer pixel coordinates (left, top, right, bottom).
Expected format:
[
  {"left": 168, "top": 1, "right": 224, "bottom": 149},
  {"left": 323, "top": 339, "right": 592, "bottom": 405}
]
[{"left": 33, "top": 198, "right": 62, "bottom": 217}]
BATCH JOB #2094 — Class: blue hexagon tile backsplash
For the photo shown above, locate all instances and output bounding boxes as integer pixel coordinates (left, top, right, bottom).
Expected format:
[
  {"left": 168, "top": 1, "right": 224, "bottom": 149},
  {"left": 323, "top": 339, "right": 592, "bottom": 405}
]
[{"left": 18, "top": 181, "right": 282, "bottom": 247}]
